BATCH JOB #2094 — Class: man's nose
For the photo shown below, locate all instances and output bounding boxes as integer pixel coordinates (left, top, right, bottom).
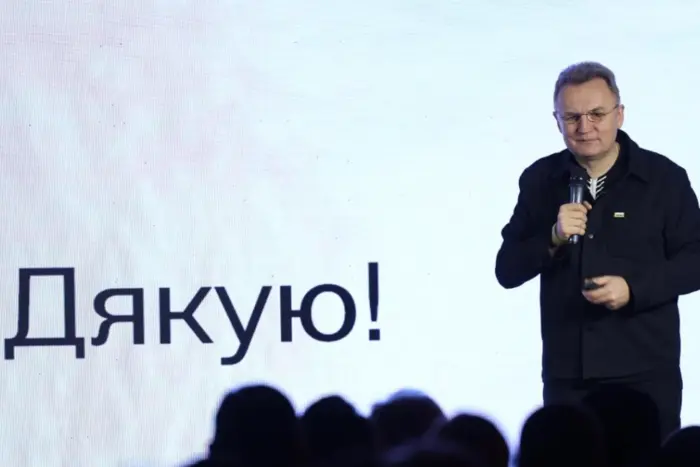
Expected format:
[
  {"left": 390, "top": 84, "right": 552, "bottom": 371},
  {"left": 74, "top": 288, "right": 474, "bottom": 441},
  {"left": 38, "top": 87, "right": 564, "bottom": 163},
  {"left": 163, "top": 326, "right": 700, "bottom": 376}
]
[{"left": 577, "top": 115, "right": 593, "bottom": 132}]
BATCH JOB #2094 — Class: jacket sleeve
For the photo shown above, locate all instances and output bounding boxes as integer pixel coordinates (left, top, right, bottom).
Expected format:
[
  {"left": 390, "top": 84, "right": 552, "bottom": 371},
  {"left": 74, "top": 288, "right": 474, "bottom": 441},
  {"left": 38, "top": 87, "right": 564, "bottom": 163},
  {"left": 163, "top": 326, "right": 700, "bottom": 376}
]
[
  {"left": 626, "top": 168, "right": 700, "bottom": 311},
  {"left": 495, "top": 167, "right": 563, "bottom": 289}
]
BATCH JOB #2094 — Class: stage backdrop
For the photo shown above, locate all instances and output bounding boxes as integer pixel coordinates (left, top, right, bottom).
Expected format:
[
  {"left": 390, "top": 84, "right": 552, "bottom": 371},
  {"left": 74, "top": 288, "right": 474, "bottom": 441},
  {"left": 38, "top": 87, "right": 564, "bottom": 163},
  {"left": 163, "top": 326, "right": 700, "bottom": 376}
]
[{"left": 2, "top": 1, "right": 700, "bottom": 466}]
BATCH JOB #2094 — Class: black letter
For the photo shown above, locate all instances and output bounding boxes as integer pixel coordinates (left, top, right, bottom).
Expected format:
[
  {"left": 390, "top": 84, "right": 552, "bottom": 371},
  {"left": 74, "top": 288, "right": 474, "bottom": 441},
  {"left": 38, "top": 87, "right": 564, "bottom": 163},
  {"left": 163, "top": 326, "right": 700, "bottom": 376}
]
[
  {"left": 368, "top": 262, "right": 380, "bottom": 341},
  {"left": 5, "top": 268, "right": 85, "bottom": 359},
  {"left": 215, "top": 286, "right": 271, "bottom": 365},
  {"left": 280, "top": 284, "right": 356, "bottom": 342},
  {"left": 92, "top": 288, "right": 145, "bottom": 346},
  {"left": 159, "top": 287, "right": 212, "bottom": 344}
]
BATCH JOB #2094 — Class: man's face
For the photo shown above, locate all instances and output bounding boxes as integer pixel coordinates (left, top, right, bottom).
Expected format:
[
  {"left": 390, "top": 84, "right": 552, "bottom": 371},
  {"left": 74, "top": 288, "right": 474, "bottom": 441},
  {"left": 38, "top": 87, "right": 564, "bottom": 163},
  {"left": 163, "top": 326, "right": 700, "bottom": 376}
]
[{"left": 554, "top": 78, "right": 624, "bottom": 159}]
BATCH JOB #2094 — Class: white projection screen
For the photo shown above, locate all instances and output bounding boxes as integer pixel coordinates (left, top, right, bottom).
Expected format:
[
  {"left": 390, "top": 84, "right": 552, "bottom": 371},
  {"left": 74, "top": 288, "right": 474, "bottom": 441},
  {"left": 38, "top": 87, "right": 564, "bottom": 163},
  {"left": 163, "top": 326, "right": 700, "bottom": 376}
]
[{"left": 2, "top": 1, "right": 700, "bottom": 466}]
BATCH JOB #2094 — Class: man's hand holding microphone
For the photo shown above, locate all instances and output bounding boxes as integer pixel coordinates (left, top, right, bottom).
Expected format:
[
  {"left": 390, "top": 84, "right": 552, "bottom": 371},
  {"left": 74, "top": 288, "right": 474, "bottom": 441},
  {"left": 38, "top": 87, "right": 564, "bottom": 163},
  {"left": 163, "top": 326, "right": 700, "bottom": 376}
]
[{"left": 551, "top": 201, "right": 592, "bottom": 247}]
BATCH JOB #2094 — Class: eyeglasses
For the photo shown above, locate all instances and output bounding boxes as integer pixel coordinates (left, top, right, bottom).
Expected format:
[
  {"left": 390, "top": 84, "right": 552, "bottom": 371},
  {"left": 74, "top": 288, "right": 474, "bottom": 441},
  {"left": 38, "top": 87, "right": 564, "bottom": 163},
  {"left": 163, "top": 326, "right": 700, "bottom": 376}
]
[{"left": 556, "top": 104, "right": 619, "bottom": 125}]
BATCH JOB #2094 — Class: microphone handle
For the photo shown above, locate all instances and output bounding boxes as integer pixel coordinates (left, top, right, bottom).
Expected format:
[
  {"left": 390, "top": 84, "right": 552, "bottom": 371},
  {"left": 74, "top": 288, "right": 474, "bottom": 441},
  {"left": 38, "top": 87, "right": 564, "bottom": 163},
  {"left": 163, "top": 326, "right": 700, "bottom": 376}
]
[{"left": 568, "top": 183, "right": 585, "bottom": 245}]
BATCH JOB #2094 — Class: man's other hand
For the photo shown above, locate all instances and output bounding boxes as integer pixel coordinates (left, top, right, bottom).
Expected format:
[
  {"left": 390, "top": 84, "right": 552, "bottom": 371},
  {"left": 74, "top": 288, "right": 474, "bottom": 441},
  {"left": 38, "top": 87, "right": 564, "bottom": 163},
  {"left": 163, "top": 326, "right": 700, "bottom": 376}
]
[{"left": 582, "top": 276, "right": 631, "bottom": 310}]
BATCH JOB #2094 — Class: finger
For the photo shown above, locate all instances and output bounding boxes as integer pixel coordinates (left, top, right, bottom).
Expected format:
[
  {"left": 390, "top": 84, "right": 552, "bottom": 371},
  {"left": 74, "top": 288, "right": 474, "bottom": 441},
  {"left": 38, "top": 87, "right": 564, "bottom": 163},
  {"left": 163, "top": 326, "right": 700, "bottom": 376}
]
[
  {"left": 568, "top": 212, "right": 588, "bottom": 221},
  {"left": 568, "top": 204, "right": 589, "bottom": 215},
  {"left": 590, "top": 276, "right": 612, "bottom": 286},
  {"left": 584, "top": 283, "right": 612, "bottom": 300},
  {"left": 582, "top": 289, "right": 608, "bottom": 304},
  {"left": 582, "top": 292, "right": 598, "bottom": 304},
  {"left": 563, "top": 227, "right": 586, "bottom": 238},
  {"left": 583, "top": 201, "right": 593, "bottom": 210},
  {"left": 566, "top": 221, "right": 586, "bottom": 236},
  {"left": 591, "top": 295, "right": 611, "bottom": 305},
  {"left": 584, "top": 294, "right": 608, "bottom": 305}
]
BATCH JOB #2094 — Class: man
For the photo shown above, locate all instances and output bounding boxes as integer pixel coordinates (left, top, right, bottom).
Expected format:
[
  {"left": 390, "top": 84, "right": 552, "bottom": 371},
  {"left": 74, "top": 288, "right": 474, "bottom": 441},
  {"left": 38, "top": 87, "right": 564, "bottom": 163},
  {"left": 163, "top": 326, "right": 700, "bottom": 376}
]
[{"left": 495, "top": 61, "right": 700, "bottom": 441}]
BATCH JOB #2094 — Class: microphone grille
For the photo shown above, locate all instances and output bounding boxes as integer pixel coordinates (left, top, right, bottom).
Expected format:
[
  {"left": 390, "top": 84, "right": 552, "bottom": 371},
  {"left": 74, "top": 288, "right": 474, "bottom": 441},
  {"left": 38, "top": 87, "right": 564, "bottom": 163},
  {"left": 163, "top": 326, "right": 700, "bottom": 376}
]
[{"left": 570, "top": 165, "right": 587, "bottom": 183}]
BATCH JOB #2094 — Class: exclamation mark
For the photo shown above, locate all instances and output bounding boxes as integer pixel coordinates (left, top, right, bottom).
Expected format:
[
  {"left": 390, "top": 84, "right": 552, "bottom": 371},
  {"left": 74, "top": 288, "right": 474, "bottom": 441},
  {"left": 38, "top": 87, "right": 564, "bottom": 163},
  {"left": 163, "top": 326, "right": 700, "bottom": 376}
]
[{"left": 368, "top": 262, "right": 380, "bottom": 341}]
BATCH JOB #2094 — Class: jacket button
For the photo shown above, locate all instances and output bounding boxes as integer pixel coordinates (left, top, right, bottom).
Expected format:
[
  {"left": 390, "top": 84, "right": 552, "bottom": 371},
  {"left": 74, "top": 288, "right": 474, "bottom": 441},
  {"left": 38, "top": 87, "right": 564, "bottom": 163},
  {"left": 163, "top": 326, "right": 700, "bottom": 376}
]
[{"left": 587, "top": 233, "right": 595, "bottom": 239}]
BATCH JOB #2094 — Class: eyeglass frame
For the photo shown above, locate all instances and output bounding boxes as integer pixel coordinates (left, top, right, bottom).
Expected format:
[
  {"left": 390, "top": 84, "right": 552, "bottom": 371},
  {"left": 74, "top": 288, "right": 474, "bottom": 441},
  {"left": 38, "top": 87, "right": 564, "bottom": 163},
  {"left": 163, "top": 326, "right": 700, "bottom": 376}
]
[{"left": 554, "top": 104, "right": 621, "bottom": 125}]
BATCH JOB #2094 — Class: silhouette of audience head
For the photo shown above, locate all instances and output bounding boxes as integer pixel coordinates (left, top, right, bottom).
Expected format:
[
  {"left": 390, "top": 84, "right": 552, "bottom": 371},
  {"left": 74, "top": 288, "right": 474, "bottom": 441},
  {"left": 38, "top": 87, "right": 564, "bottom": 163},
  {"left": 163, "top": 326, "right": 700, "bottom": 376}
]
[
  {"left": 582, "top": 384, "right": 660, "bottom": 466},
  {"left": 301, "top": 395, "right": 375, "bottom": 466},
  {"left": 435, "top": 413, "right": 510, "bottom": 467},
  {"left": 516, "top": 403, "right": 606, "bottom": 467},
  {"left": 385, "top": 439, "right": 484, "bottom": 467},
  {"left": 208, "top": 384, "right": 304, "bottom": 467},
  {"left": 371, "top": 390, "right": 446, "bottom": 451},
  {"left": 655, "top": 425, "right": 700, "bottom": 467}
]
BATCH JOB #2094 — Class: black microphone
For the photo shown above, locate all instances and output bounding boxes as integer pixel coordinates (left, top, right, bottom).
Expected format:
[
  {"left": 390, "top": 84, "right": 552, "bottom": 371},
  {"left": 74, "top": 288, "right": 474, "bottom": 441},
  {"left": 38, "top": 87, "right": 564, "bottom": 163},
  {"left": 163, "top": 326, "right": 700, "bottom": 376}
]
[{"left": 568, "top": 167, "right": 587, "bottom": 244}]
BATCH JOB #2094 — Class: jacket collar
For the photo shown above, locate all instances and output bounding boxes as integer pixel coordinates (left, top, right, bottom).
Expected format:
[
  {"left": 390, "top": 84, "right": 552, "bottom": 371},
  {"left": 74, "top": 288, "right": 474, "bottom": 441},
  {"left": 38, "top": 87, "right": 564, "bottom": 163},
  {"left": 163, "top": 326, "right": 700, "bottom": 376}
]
[{"left": 549, "top": 129, "right": 651, "bottom": 182}]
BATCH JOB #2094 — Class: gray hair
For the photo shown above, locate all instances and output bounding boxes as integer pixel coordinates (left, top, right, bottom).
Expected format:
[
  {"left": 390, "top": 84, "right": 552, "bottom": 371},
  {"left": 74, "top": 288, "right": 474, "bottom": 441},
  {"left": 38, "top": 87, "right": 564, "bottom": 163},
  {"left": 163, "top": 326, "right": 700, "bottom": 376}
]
[{"left": 553, "top": 61, "right": 620, "bottom": 105}]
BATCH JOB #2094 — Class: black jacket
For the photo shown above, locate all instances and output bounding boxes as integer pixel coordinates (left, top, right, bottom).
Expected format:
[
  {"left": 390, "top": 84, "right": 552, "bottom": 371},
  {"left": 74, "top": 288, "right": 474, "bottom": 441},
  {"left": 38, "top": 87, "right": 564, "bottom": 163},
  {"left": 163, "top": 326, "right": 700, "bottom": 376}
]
[{"left": 495, "top": 130, "right": 700, "bottom": 380}]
